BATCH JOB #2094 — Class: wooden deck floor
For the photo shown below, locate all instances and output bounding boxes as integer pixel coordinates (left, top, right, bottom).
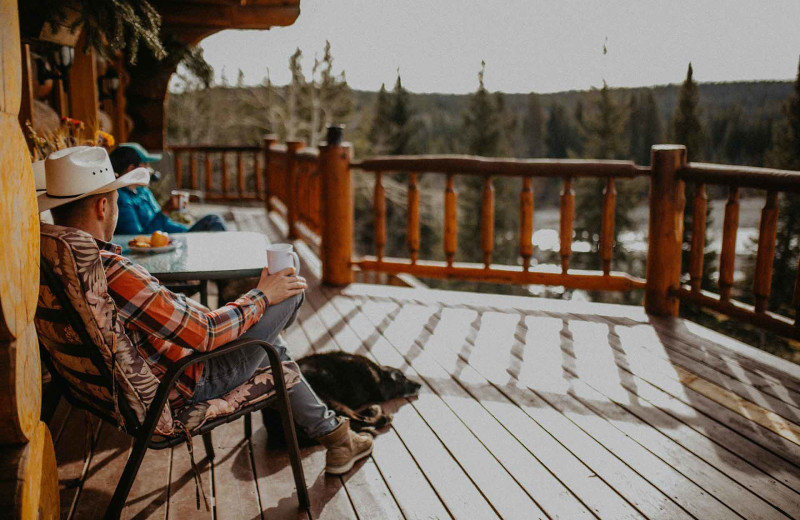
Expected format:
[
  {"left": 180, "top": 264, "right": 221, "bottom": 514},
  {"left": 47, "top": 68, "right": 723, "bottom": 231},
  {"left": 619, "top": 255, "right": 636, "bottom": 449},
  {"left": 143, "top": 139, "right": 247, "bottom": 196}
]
[{"left": 51, "top": 206, "right": 800, "bottom": 519}]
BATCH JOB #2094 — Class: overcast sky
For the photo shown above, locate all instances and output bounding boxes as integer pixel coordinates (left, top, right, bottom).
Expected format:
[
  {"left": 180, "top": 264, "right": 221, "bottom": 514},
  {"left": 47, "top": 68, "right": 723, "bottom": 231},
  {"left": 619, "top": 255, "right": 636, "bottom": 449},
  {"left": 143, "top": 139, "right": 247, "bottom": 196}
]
[{"left": 195, "top": 0, "right": 800, "bottom": 94}]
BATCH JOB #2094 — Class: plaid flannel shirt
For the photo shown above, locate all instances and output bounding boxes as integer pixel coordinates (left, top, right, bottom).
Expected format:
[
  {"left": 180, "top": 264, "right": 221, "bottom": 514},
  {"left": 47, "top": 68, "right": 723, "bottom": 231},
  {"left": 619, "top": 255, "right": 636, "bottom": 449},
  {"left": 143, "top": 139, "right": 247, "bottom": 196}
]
[{"left": 96, "top": 239, "right": 268, "bottom": 406}]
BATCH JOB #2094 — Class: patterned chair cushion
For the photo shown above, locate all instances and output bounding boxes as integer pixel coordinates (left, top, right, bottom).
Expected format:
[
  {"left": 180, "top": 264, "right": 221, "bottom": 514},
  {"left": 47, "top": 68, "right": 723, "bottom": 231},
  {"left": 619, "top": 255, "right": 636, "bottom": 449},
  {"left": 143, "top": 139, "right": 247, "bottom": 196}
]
[{"left": 170, "top": 361, "right": 302, "bottom": 434}]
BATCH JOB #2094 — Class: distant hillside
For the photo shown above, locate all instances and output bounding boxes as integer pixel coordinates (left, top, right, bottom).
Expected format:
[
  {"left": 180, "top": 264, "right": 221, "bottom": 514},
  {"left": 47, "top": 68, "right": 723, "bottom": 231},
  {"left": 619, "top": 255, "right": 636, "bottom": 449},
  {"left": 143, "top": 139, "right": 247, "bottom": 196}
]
[{"left": 167, "top": 80, "right": 793, "bottom": 165}]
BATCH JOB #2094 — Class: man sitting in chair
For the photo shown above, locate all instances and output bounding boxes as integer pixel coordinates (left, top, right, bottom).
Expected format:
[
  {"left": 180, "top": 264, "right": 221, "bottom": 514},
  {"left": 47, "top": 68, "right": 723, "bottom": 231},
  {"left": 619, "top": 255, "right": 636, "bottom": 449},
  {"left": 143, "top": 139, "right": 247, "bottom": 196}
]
[
  {"left": 110, "top": 142, "right": 228, "bottom": 235},
  {"left": 38, "top": 146, "right": 372, "bottom": 475}
]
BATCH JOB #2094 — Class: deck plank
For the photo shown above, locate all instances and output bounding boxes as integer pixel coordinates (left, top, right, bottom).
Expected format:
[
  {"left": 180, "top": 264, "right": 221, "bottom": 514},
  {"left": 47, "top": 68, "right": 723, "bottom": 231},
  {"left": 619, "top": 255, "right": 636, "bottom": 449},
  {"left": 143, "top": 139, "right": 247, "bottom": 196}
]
[
  {"left": 565, "top": 315, "right": 800, "bottom": 423},
  {"left": 70, "top": 424, "right": 132, "bottom": 520},
  {"left": 408, "top": 293, "right": 800, "bottom": 519},
  {"left": 249, "top": 413, "right": 315, "bottom": 520},
  {"left": 295, "top": 296, "right": 449, "bottom": 520},
  {"left": 347, "top": 296, "right": 598, "bottom": 520},
  {"left": 304, "top": 287, "right": 497, "bottom": 519},
  {"left": 324, "top": 293, "right": 547, "bottom": 519},
  {"left": 554, "top": 320, "right": 796, "bottom": 520},
  {"left": 120, "top": 447, "right": 171, "bottom": 520},
  {"left": 167, "top": 434, "right": 213, "bottom": 519},
  {"left": 356, "top": 295, "right": 697, "bottom": 520},
  {"left": 211, "top": 420, "right": 263, "bottom": 520},
  {"left": 55, "top": 409, "right": 100, "bottom": 520},
  {"left": 648, "top": 316, "right": 800, "bottom": 394},
  {"left": 586, "top": 318, "right": 800, "bottom": 465}
]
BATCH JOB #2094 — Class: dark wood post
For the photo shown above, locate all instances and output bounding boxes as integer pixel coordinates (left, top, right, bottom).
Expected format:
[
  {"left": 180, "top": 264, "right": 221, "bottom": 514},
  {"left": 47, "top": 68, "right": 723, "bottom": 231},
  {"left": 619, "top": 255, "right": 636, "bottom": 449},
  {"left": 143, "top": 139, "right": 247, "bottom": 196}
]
[
  {"left": 645, "top": 145, "right": 687, "bottom": 316},
  {"left": 263, "top": 134, "right": 278, "bottom": 212},
  {"left": 286, "top": 140, "right": 304, "bottom": 239},
  {"left": 319, "top": 128, "right": 353, "bottom": 286}
]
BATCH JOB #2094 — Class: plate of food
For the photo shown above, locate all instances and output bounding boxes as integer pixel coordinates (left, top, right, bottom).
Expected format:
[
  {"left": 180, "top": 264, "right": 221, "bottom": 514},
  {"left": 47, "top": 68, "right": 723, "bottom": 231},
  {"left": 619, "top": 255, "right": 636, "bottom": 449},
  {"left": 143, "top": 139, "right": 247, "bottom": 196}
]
[{"left": 128, "top": 232, "right": 176, "bottom": 253}]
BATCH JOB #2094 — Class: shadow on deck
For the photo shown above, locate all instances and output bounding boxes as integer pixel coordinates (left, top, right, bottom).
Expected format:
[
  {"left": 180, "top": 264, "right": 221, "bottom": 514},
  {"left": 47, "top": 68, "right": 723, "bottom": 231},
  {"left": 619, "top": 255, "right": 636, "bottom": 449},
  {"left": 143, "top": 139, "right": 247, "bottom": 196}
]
[{"left": 51, "top": 205, "right": 800, "bottom": 520}]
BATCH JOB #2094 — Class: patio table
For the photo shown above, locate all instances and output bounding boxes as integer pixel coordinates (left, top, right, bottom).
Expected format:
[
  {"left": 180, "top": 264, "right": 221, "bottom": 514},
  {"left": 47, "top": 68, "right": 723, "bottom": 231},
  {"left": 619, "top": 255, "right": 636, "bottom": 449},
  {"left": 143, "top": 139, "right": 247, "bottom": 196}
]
[{"left": 113, "top": 231, "right": 270, "bottom": 305}]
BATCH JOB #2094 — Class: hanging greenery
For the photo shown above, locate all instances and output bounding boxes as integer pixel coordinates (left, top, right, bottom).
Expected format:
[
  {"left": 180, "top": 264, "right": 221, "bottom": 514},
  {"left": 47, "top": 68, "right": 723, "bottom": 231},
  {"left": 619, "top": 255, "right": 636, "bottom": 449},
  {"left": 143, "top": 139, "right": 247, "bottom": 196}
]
[
  {"left": 44, "top": 0, "right": 166, "bottom": 64},
  {"left": 162, "top": 35, "right": 214, "bottom": 88}
]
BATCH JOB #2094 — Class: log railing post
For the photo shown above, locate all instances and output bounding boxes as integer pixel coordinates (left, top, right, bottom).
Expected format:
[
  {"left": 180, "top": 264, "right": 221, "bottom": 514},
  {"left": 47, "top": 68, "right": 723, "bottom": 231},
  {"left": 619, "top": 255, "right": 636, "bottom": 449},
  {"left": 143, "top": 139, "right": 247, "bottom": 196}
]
[
  {"left": 174, "top": 153, "right": 182, "bottom": 190},
  {"left": 286, "top": 140, "right": 304, "bottom": 239},
  {"left": 263, "top": 135, "right": 278, "bottom": 210},
  {"left": 519, "top": 177, "right": 534, "bottom": 271},
  {"left": 319, "top": 129, "right": 353, "bottom": 286},
  {"left": 407, "top": 173, "right": 420, "bottom": 264},
  {"left": 444, "top": 173, "right": 458, "bottom": 267},
  {"left": 645, "top": 145, "right": 687, "bottom": 316}
]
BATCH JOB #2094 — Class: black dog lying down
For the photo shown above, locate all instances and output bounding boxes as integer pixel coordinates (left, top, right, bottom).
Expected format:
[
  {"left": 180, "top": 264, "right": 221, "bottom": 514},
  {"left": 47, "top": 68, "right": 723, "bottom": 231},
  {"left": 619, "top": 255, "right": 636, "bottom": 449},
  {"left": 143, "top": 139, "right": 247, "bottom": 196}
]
[{"left": 263, "top": 352, "right": 421, "bottom": 446}]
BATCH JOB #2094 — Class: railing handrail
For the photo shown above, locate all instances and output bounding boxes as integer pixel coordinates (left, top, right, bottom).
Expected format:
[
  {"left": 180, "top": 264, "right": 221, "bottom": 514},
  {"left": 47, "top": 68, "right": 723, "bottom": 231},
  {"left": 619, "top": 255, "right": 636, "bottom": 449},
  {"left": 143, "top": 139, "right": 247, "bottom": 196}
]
[
  {"left": 352, "top": 155, "right": 650, "bottom": 178},
  {"left": 169, "top": 144, "right": 262, "bottom": 153},
  {"left": 680, "top": 162, "right": 800, "bottom": 192}
]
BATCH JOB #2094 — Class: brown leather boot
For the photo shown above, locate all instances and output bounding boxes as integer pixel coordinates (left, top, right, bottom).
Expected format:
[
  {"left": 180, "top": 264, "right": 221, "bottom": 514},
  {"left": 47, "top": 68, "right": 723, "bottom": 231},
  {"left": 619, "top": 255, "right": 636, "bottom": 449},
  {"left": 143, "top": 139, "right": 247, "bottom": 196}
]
[{"left": 317, "top": 418, "right": 373, "bottom": 475}]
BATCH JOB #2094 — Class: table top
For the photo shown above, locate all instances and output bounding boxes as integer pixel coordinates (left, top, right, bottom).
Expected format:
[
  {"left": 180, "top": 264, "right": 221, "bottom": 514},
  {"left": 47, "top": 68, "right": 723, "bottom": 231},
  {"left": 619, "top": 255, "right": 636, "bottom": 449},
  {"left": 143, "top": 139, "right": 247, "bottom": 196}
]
[{"left": 113, "top": 231, "right": 269, "bottom": 281}]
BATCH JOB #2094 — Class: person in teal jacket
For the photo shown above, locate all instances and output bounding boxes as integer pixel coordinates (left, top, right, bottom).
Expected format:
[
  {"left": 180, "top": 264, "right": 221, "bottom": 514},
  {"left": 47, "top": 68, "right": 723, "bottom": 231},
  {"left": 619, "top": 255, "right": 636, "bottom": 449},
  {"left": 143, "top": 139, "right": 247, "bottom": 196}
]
[{"left": 111, "top": 143, "right": 227, "bottom": 235}]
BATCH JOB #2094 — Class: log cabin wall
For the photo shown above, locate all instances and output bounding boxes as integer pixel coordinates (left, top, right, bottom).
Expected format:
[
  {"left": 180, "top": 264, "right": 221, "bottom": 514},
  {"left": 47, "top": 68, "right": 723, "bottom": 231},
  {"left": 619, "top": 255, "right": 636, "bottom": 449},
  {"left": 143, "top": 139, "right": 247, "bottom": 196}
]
[{"left": 0, "top": 0, "right": 59, "bottom": 516}]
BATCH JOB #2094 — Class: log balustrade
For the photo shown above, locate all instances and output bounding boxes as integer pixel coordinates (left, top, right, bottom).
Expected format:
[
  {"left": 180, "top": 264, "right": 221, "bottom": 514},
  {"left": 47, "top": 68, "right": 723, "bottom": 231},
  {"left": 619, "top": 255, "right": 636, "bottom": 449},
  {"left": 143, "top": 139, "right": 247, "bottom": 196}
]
[
  {"left": 171, "top": 145, "right": 265, "bottom": 201},
  {"left": 175, "top": 135, "right": 800, "bottom": 344},
  {"left": 351, "top": 155, "right": 649, "bottom": 292},
  {"left": 675, "top": 160, "right": 800, "bottom": 341}
]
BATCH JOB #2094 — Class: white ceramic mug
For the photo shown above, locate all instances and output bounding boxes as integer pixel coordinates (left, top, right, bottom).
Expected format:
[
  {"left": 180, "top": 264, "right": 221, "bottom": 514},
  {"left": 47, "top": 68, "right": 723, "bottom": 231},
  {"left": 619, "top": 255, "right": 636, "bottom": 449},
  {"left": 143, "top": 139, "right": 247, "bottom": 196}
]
[{"left": 267, "top": 243, "right": 300, "bottom": 275}]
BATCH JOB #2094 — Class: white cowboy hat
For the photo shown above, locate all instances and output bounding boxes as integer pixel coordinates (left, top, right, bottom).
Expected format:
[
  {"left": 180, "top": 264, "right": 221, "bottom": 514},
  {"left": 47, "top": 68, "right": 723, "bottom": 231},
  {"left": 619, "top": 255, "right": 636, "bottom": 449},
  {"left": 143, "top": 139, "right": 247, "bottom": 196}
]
[{"left": 37, "top": 146, "right": 150, "bottom": 212}]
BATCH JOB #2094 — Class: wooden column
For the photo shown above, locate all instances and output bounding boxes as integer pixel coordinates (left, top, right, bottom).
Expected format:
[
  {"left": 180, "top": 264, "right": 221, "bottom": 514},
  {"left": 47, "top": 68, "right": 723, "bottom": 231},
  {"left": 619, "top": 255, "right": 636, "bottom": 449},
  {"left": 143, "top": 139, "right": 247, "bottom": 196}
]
[
  {"left": 319, "top": 141, "right": 353, "bottom": 286},
  {"left": 18, "top": 44, "right": 33, "bottom": 133},
  {"left": 112, "top": 62, "right": 127, "bottom": 142},
  {"left": 68, "top": 31, "right": 99, "bottom": 126},
  {"left": 0, "top": 0, "right": 59, "bottom": 515},
  {"left": 286, "top": 140, "right": 304, "bottom": 239},
  {"left": 263, "top": 135, "right": 278, "bottom": 211},
  {"left": 644, "top": 145, "right": 686, "bottom": 316}
]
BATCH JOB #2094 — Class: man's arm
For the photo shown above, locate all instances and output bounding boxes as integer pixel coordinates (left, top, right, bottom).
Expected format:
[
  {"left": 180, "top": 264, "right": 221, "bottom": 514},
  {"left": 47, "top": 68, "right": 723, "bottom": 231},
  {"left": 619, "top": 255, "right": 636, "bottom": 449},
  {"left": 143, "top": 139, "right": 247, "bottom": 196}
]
[
  {"left": 141, "top": 189, "right": 189, "bottom": 234},
  {"left": 104, "top": 255, "right": 266, "bottom": 352}
]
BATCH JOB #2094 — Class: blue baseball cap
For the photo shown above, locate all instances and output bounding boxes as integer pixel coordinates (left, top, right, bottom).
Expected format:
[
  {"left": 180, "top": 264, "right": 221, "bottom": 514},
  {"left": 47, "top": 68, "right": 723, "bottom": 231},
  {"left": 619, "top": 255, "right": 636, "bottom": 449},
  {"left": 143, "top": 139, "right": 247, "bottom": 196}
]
[{"left": 118, "top": 142, "right": 162, "bottom": 163}]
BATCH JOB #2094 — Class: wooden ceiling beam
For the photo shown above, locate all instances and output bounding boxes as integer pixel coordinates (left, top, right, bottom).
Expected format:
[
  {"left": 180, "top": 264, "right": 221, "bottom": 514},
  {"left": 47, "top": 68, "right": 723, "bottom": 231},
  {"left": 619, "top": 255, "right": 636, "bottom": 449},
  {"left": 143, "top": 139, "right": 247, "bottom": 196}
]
[{"left": 158, "top": 5, "right": 300, "bottom": 30}]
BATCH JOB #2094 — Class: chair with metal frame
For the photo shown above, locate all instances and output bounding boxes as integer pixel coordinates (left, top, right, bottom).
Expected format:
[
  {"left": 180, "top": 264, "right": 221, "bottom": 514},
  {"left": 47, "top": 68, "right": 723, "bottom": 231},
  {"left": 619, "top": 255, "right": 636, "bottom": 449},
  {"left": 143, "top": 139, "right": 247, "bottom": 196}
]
[{"left": 37, "top": 246, "right": 310, "bottom": 519}]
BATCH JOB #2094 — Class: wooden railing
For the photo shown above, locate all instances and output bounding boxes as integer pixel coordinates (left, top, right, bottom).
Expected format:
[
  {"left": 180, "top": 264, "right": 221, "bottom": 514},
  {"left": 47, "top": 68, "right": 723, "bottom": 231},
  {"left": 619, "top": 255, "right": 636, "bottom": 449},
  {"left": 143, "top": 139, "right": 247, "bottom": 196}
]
[
  {"left": 350, "top": 155, "right": 650, "bottom": 292},
  {"left": 675, "top": 160, "right": 800, "bottom": 340},
  {"left": 178, "top": 136, "right": 800, "bottom": 343},
  {"left": 171, "top": 145, "right": 264, "bottom": 201}
]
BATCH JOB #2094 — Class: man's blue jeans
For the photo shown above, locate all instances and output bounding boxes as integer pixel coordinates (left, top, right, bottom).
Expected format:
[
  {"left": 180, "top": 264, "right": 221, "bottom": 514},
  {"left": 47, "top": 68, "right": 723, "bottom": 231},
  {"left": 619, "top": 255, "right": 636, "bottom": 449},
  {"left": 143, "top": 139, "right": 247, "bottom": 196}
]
[
  {"left": 189, "top": 214, "right": 227, "bottom": 232},
  {"left": 191, "top": 292, "right": 338, "bottom": 438}
]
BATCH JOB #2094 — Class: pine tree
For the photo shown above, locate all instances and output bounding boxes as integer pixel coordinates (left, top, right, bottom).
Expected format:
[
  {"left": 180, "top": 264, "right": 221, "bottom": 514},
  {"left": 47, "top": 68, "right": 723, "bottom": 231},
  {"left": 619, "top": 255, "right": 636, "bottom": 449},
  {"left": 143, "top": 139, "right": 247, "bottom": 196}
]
[
  {"left": 459, "top": 61, "right": 517, "bottom": 264},
  {"left": 672, "top": 65, "right": 713, "bottom": 291},
  {"left": 521, "top": 93, "right": 546, "bottom": 157},
  {"left": 581, "top": 82, "right": 628, "bottom": 160},
  {"left": 310, "top": 41, "right": 351, "bottom": 146},
  {"left": 463, "top": 62, "right": 504, "bottom": 157},
  {"left": 389, "top": 73, "right": 415, "bottom": 155},
  {"left": 628, "top": 90, "right": 663, "bottom": 165},
  {"left": 765, "top": 57, "right": 800, "bottom": 315},
  {"left": 672, "top": 63, "right": 703, "bottom": 160},
  {"left": 545, "top": 102, "right": 571, "bottom": 158},
  {"left": 368, "top": 84, "right": 393, "bottom": 155},
  {"left": 575, "top": 82, "right": 635, "bottom": 269}
]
